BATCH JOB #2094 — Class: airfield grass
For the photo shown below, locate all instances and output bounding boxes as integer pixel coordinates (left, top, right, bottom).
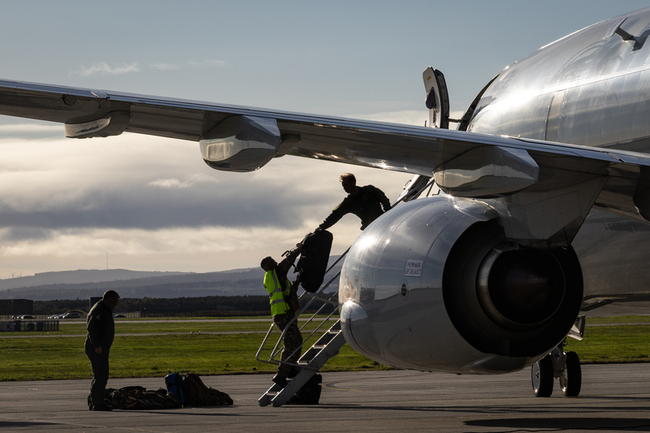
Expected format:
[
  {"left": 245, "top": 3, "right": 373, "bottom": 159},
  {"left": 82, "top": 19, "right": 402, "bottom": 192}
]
[
  {"left": 563, "top": 315, "right": 650, "bottom": 362},
  {"left": 0, "top": 318, "right": 388, "bottom": 382},
  {"left": 0, "top": 316, "right": 648, "bottom": 382}
]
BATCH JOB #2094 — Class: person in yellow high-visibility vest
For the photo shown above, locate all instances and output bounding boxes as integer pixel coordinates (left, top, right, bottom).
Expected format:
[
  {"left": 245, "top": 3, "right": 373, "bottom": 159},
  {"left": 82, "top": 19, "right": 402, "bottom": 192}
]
[{"left": 260, "top": 243, "right": 303, "bottom": 388}]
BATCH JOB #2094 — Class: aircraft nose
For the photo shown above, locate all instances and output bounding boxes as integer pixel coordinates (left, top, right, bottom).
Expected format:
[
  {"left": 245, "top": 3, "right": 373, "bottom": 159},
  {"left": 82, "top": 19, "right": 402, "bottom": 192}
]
[{"left": 340, "top": 300, "right": 382, "bottom": 358}]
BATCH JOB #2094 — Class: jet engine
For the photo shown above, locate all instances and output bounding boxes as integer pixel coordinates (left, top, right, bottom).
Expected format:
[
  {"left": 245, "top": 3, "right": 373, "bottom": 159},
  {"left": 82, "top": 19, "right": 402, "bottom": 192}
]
[{"left": 339, "top": 195, "right": 583, "bottom": 374}]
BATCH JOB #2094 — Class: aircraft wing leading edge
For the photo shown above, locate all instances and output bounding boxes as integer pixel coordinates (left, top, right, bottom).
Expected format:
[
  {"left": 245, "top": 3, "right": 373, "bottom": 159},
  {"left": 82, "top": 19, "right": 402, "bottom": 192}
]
[{"left": 0, "top": 79, "right": 649, "bottom": 223}]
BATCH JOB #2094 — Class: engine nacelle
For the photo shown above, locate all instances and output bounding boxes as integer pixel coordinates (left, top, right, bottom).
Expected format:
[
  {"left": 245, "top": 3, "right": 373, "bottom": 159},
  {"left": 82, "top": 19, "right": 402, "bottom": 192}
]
[{"left": 339, "top": 195, "right": 583, "bottom": 374}]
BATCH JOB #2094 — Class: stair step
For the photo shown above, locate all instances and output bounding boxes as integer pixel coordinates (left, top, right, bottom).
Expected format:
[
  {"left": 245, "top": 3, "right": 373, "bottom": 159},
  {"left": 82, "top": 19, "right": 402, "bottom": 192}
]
[{"left": 259, "top": 319, "right": 347, "bottom": 407}]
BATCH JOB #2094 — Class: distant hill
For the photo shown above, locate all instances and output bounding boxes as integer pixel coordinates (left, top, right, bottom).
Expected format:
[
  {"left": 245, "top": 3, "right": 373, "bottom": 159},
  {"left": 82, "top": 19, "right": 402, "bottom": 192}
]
[
  {"left": 0, "top": 269, "right": 189, "bottom": 291},
  {"left": 0, "top": 262, "right": 341, "bottom": 301}
]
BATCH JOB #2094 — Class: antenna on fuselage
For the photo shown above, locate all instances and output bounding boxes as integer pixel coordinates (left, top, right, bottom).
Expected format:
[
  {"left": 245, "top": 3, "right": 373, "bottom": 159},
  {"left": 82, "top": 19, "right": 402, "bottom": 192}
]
[{"left": 605, "top": 17, "right": 645, "bottom": 50}]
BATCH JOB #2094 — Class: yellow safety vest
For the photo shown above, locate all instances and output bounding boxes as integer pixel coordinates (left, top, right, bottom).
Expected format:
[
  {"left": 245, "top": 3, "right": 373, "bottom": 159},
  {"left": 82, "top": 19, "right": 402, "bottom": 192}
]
[{"left": 264, "top": 269, "right": 291, "bottom": 316}]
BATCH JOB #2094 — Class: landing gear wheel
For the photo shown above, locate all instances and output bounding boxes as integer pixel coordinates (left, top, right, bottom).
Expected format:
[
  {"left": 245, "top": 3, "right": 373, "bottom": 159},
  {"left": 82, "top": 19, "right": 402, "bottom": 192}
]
[
  {"left": 560, "top": 351, "right": 581, "bottom": 397},
  {"left": 532, "top": 355, "right": 553, "bottom": 397}
]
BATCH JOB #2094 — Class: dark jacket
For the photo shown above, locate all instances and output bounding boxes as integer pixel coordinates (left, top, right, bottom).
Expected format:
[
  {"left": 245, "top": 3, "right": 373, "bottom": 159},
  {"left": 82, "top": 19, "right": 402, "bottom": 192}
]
[
  {"left": 319, "top": 185, "right": 391, "bottom": 230},
  {"left": 85, "top": 301, "right": 115, "bottom": 352}
]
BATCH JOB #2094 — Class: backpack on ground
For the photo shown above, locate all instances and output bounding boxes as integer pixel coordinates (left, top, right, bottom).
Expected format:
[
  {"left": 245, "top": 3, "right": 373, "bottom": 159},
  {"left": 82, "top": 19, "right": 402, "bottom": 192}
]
[
  {"left": 165, "top": 372, "right": 186, "bottom": 405},
  {"left": 181, "top": 373, "right": 233, "bottom": 407},
  {"left": 109, "top": 386, "right": 181, "bottom": 410},
  {"left": 288, "top": 373, "right": 322, "bottom": 405}
]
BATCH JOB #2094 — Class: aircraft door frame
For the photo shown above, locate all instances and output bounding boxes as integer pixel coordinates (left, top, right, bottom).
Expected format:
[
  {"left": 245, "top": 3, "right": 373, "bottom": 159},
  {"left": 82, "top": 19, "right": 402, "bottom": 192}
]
[{"left": 423, "top": 67, "right": 450, "bottom": 129}]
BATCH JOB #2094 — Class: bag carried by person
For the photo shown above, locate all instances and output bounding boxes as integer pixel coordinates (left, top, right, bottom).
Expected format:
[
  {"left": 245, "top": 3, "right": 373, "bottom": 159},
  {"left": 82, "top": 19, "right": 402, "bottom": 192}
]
[{"left": 296, "top": 230, "right": 333, "bottom": 292}]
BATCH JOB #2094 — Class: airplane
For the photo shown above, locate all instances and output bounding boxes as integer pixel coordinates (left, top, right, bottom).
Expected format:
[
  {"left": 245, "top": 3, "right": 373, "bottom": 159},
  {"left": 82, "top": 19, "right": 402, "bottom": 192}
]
[{"left": 1, "top": 7, "right": 650, "bottom": 399}]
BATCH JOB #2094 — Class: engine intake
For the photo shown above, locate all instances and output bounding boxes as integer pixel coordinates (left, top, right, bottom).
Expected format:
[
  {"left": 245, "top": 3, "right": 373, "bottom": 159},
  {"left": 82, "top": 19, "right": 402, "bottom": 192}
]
[
  {"left": 443, "top": 220, "right": 583, "bottom": 358},
  {"left": 477, "top": 245, "right": 566, "bottom": 331}
]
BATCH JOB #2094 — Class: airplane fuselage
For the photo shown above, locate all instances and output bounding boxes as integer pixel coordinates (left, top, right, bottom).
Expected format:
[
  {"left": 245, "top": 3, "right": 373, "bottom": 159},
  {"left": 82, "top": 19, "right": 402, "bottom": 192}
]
[
  {"left": 468, "top": 11, "right": 650, "bottom": 153},
  {"left": 340, "top": 8, "right": 650, "bottom": 374},
  {"left": 466, "top": 8, "right": 650, "bottom": 299}
]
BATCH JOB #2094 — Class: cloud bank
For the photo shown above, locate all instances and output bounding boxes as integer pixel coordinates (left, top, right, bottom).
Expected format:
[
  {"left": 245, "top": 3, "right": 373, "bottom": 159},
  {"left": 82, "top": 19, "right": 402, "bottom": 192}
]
[{"left": 0, "top": 126, "right": 413, "bottom": 277}]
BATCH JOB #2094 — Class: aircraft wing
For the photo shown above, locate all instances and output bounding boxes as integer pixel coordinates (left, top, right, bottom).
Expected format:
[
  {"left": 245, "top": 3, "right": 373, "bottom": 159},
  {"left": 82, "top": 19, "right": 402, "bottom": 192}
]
[{"left": 1, "top": 78, "right": 649, "bottom": 222}]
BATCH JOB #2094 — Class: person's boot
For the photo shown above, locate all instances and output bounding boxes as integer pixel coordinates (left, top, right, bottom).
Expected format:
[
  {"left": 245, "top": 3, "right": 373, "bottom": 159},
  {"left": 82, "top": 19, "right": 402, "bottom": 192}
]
[{"left": 272, "top": 374, "right": 288, "bottom": 388}]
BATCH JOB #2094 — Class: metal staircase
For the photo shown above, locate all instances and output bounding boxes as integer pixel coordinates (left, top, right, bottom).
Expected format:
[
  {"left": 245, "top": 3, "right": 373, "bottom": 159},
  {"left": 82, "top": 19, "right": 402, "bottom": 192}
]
[
  {"left": 256, "top": 178, "right": 436, "bottom": 406},
  {"left": 256, "top": 254, "right": 347, "bottom": 407},
  {"left": 258, "top": 319, "right": 346, "bottom": 406}
]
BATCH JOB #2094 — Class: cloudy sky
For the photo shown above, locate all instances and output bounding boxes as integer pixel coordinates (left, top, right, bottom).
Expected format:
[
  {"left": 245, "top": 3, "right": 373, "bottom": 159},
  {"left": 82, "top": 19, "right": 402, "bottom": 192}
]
[{"left": 0, "top": 1, "right": 647, "bottom": 279}]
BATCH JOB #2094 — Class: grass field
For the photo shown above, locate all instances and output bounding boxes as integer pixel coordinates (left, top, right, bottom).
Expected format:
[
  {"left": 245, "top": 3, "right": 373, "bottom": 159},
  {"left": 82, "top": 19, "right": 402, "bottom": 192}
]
[
  {"left": 0, "top": 317, "right": 386, "bottom": 381},
  {"left": 0, "top": 316, "right": 648, "bottom": 382}
]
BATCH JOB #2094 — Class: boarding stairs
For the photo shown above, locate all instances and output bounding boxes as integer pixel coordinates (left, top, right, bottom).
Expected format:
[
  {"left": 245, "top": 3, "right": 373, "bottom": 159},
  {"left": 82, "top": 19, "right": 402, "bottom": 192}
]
[
  {"left": 257, "top": 253, "right": 347, "bottom": 407},
  {"left": 256, "top": 178, "right": 437, "bottom": 406}
]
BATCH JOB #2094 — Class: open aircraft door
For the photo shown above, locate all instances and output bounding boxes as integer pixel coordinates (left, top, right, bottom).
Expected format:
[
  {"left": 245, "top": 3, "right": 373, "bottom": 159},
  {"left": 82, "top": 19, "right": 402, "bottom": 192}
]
[
  {"left": 398, "top": 67, "right": 450, "bottom": 203},
  {"left": 423, "top": 67, "right": 450, "bottom": 129},
  {"left": 397, "top": 67, "right": 449, "bottom": 203}
]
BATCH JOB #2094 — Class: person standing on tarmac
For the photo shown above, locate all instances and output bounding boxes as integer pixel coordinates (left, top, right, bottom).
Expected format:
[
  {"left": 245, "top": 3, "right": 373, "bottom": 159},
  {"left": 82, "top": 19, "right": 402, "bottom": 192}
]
[
  {"left": 260, "top": 243, "right": 303, "bottom": 388},
  {"left": 316, "top": 173, "right": 391, "bottom": 232},
  {"left": 85, "top": 290, "right": 120, "bottom": 411}
]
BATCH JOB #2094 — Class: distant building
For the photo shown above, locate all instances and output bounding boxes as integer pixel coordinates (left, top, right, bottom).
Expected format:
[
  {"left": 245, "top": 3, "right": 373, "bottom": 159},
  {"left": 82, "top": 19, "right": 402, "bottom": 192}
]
[{"left": 0, "top": 299, "right": 34, "bottom": 316}]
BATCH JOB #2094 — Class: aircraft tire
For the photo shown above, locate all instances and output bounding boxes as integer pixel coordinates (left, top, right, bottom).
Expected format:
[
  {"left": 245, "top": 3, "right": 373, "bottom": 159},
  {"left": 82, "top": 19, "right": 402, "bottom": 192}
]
[
  {"left": 532, "top": 355, "right": 553, "bottom": 397},
  {"left": 560, "top": 351, "right": 582, "bottom": 397}
]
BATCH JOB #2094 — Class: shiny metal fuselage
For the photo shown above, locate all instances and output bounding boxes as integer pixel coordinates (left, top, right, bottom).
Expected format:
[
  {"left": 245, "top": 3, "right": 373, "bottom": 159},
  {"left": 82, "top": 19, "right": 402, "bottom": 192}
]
[
  {"left": 339, "top": 8, "right": 650, "bottom": 374},
  {"left": 468, "top": 8, "right": 650, "bottom": 298},
  {"left": 468, "top": 9, "right": 650, "bottom": 152}
]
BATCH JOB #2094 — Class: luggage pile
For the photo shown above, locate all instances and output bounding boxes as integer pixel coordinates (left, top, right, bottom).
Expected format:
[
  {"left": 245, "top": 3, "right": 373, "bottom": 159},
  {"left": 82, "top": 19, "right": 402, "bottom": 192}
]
[
  {"left": 104, "top": 374, "right": 233, "bottom": 410},
  {"left": 109, "top": 386, "right": 181, "bottom": 410}
]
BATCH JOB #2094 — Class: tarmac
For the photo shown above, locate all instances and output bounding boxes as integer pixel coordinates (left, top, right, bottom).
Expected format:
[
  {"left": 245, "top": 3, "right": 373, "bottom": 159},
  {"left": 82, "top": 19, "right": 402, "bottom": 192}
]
[{"left": 1, "top": 363, "right": 649, "bottom": 433}]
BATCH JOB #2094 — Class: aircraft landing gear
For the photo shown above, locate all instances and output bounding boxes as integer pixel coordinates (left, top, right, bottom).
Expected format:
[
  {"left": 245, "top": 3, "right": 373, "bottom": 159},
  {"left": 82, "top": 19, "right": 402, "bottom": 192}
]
[
  {"left": 559, "top": 350, "right": 581, "bottom": 396},
  {"left": 531, "top": 343, "right": 581, "bottom": 397},
  {"left": 531, "top": 354, "right": 553, "bottom": 397}
]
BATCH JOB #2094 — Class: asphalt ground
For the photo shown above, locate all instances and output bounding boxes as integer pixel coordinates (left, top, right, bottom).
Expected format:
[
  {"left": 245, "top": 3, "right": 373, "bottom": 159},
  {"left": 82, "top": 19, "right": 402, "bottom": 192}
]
[{"left": 1, "top": 363, "right": 649, "bottom": 433}]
